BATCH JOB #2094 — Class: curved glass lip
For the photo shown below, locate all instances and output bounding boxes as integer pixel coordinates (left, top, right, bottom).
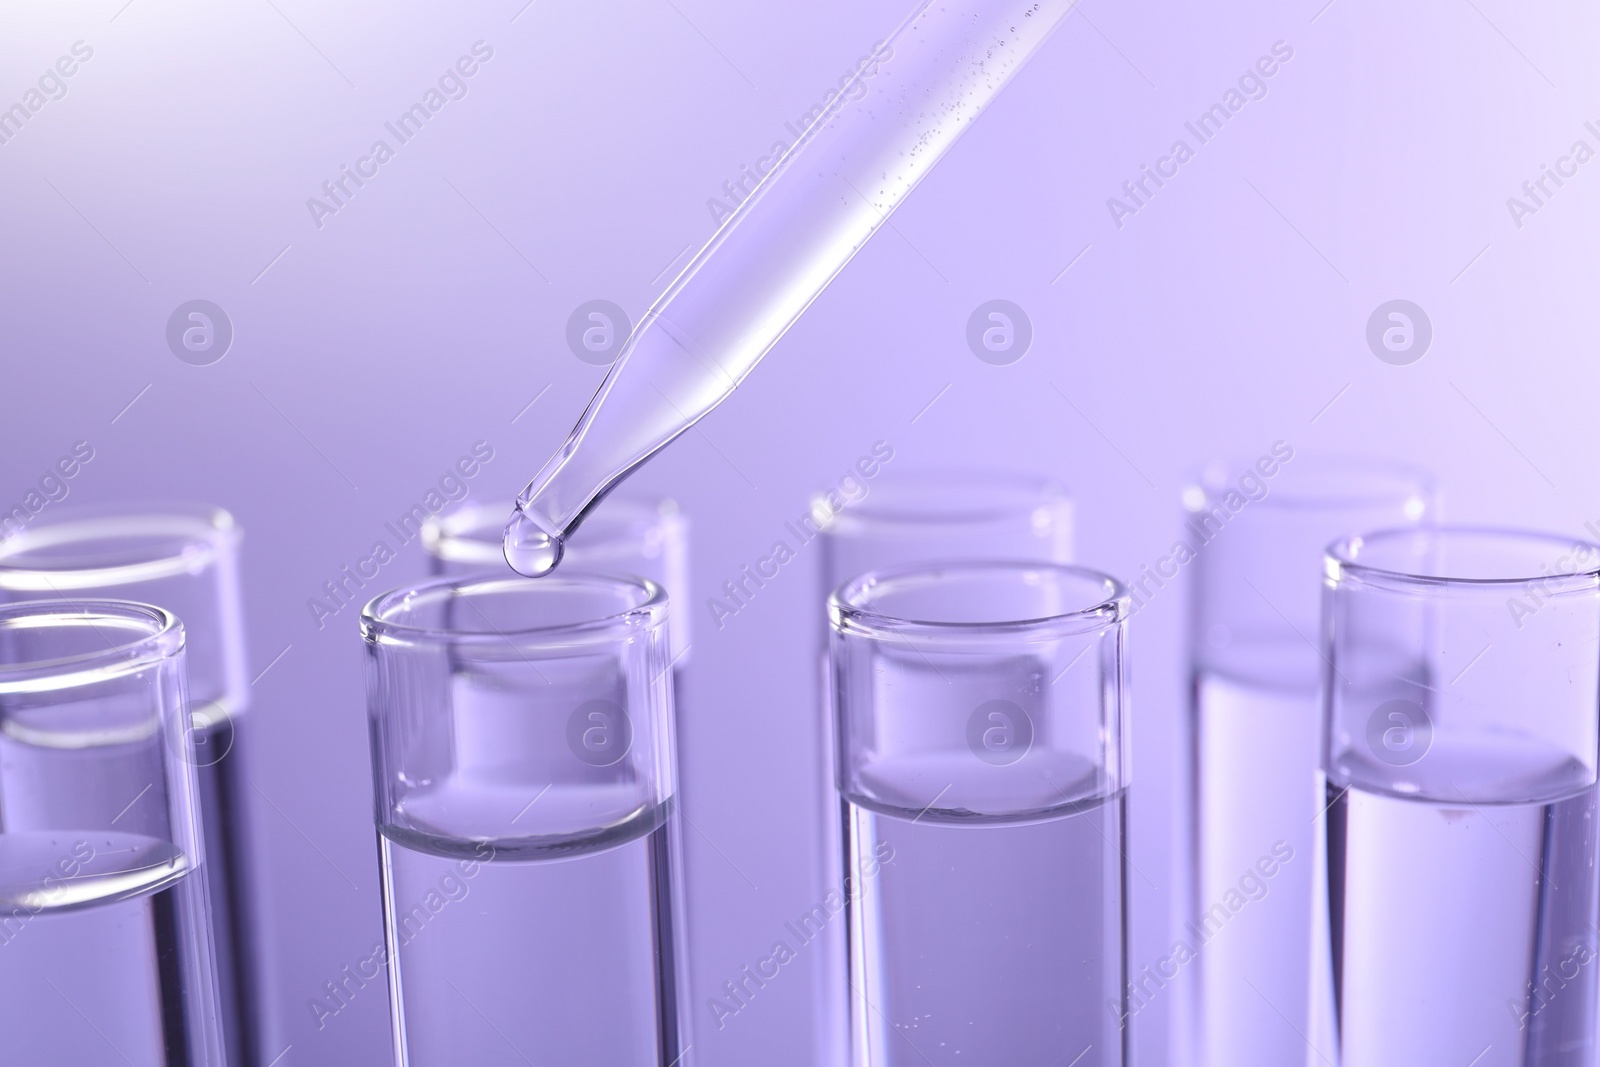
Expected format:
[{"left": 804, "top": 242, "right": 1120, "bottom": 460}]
[
  {"left": 829, "top": 560, "right": 1127, "bottom": 640},
  {"left": 361, "top": 572, "right": 667, "bottom": 647},
  {"left": 0, "top": 502, "right": 235, "bottom": 591},
  {"left": 1184, "top": 454, "right": 1434, "bottom": 513},
  {"left": 1326, "top": 525, "right": 1600, "bottom": 591},
  {"left": 422, "top": 498, "right": 678, "bottom": 566},
  {"left": 819, "top": 470, "right": 1069, "bottom": 531},
  {"left": 0, "top": 599, "right": 183, "bottom": 694}
]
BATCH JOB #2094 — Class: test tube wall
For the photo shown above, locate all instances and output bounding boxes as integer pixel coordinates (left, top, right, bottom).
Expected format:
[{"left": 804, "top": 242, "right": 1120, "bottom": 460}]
[
  {"left": 830, "top": 561, "right": 1130, "bottom": 1065},
  {"left": 1182, "top": 456, "right": 1432, "bottom": 1065},
  {"left": 1320, "top": 527, "right": 1600, "bottom": 1063},
  {"left": 0, "top": 504, "right": 260, "bottom": 1065},
  {"left": 810, "top": 471, "right": 1072, "bottom": 1061},
  {"left": 362, "top": 573, "right": 691, "bottom": 1065},
  {"left": 0, "top": 599, "right": 225, "bottom": 1065}
]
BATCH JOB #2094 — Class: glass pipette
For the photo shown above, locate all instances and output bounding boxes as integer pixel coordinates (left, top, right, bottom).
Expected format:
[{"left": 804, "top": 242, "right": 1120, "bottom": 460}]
[{"left": 506, "top": 0, "right": 1080, "bottom": 576}]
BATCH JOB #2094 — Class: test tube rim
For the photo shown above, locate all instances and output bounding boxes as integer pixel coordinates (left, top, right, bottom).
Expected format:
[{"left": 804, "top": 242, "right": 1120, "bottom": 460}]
[
  {"left": 1184, "top": 454, "right": 1434, "bottom": 513},
  {"left": 0, "top": 502, "right": 235, "bottom": 591},
  {"left": 818, "top": 470, "right": 1069, "bottom": 532},
  {"left": 1326, "top": 524, "right": 1600, "bottom": 593},
  {"left": 361, "top": 571, "right": 667, "bottom": 649},
  {"left": 829, "top": 559, "right": 1127, "bottom": 641},
  {"left": 0, "top": 597, "right": 184, "bottom": 693}
]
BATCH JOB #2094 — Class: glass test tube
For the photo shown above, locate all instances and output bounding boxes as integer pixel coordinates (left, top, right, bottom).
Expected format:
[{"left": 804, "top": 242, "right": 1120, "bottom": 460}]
[
  {"left": 362, "top": 574, "right": 689, "bottom": 1066},
  {"left": 0, "top": 599, "right": 224, "bottom": 1065},
  {"left": 1182, "top": 457, "right": 1431, "bottom": 1067},
  {"left": 1320, "top": 527, "right": 1600, "bottom": 1065},
  {"left": 810, "top": 472, "right": 1072, "bottom": 1062},
  {"left": 0, "top": 504, "right": 257, "bottom": 1066},
  {"left": 422, "top": 497, "right": 707, "bottom": 1037},
  {"left": 830, "top": 561, "right": 1129, "bottom": 1066},
  {"left": 504, "top": 0, "right": 1083, "bottom": 575}
]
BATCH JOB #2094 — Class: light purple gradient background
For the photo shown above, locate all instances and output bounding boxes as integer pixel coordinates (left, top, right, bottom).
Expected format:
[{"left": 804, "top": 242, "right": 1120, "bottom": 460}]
[{"left": 3, "top": 1, "right": 1597, "bottom": 1063}]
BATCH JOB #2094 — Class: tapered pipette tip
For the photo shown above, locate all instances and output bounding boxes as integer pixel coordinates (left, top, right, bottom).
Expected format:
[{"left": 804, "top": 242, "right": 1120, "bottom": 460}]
[{"left": 502, "top": 507, "right": 564, "bottom": 577}]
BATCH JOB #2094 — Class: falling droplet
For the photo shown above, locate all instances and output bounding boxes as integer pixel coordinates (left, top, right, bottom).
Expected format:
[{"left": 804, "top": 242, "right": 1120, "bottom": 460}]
[{"left": 502, "top": 509, "right": 564, "bottom": 577}]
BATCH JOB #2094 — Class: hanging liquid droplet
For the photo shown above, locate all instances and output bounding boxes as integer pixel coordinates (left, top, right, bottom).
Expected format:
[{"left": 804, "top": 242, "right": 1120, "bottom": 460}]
[{"left": 502, "top": 509, "right": 564, "bottom": 577}]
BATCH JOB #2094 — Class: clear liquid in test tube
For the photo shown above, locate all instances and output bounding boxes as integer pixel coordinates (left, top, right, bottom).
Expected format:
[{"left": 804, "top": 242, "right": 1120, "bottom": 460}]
[{"left": 505, "top": 0, "right": 1081, "bottom": 576}]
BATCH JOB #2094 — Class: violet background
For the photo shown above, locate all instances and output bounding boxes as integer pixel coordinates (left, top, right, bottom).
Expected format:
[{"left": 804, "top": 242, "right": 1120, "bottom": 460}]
[{"left": 2, "top": 1, "right": 1597, "bottom": 1063}]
